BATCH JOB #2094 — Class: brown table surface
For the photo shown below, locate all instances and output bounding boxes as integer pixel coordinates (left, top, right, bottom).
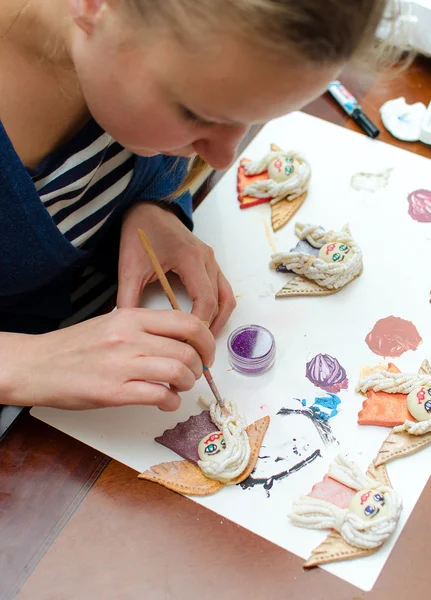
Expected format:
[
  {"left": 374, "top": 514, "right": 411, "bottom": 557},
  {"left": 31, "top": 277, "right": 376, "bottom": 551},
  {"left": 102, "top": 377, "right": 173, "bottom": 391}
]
[{"left": 1, "top": 58, "right": 431, "bottom": 600}]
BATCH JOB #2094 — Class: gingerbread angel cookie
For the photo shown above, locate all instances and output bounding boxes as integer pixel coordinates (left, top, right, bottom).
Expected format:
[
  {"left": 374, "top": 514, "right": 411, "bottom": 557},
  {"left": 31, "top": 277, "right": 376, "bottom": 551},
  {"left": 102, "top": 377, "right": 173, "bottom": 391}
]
[
  {"left": 237, "top": 143, "right": 311, "bottom": 231},
  {"left": 290, "top": 455, "right": 402, "bottom": 567},
  {"left": 356, "top": 359, "right": 431, "bottom": 466},
  {"left": 139, "top": 397, "right": 270, "bottom": 496},
  {"left": 269, "top": 223, "right": 363, "bottom": 298}
]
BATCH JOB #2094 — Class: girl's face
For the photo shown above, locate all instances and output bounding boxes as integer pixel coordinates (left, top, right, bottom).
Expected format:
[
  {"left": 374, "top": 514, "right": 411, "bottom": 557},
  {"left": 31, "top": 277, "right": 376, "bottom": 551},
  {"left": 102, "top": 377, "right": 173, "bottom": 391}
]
[{"left": 68, "top": 1, "right": 340, "bottom": 170}]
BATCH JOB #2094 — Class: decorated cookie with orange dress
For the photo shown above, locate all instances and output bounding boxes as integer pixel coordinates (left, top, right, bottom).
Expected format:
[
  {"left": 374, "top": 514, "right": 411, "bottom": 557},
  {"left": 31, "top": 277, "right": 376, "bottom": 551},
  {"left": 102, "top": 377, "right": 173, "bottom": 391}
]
[
  {"left": 237, "top": 143, "right": 311, "bottom": 231},
  {"left": 356, "top": 359, "right": 431, "bottom": 466}
]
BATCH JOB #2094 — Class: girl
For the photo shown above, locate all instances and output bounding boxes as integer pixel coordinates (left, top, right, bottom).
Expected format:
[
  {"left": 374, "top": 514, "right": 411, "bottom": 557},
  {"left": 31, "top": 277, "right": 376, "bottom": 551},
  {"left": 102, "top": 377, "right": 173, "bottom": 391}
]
[{"left": 0, "top": 0, "right": 397, "bottom": 412}]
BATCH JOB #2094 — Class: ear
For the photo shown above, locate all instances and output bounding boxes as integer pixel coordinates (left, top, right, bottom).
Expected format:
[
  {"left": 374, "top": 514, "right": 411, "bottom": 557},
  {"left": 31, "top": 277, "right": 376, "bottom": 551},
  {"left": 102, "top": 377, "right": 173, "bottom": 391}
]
[{"left": 68, "top": 0, "right": 111, "bottom": 35}]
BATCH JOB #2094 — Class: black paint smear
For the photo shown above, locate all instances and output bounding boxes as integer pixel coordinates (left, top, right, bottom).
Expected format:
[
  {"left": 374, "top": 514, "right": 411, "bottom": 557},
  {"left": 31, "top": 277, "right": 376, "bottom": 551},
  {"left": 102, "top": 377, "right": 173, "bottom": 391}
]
[
  {"left": 240, "top": 449, "right": 322, "bottom": 495},
  {"left": 277, "top": 407, "right": 338, "bottom": 446},
  {"left": 275, "top": 456, "right": 284, "bottom": 463},
  {"left": 259, "top": 455, "right": 270, "bottom": 459}
]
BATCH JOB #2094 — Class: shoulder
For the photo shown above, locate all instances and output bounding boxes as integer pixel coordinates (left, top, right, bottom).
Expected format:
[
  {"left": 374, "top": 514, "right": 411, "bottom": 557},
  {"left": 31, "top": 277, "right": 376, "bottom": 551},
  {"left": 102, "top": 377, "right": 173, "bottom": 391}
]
[{"left": 133, "top": 154, "right": 188, "bottom": 199}]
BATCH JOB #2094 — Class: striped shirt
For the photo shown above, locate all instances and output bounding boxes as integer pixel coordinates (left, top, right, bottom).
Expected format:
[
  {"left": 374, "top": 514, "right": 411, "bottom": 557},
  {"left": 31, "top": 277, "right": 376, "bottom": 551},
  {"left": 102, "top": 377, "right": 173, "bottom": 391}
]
[
  {"left": 27, "top": 119, "right": 135, "bottom": 324},
  {"left": 28, "top": 119, "right": 135, "bottom": 248}
]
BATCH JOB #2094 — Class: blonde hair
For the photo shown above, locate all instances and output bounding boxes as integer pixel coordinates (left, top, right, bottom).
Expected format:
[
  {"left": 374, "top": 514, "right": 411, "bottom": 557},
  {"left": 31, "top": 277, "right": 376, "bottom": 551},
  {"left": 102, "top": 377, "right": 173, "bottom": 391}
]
[{"left": 122, "top": 0, "right": 411, "bottom": 196}]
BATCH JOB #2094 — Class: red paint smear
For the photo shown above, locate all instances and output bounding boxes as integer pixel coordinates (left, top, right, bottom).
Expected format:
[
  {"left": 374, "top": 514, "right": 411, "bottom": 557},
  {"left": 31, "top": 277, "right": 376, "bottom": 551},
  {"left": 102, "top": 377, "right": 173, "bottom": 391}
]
[
  {"left": 365, "top": 316, "right": 422, "bottom": 358},
  {"left": 408, "top": 189, "right": 431, "bottom": 223},
  {"left": 308, "top": 474, "right": 356, "bottom": 509}
]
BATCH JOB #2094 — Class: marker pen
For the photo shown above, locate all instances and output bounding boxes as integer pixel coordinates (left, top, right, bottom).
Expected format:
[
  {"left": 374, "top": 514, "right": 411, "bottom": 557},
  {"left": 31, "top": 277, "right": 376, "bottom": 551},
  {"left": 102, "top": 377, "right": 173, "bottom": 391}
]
[{"left": 328, "top": 81, "right": 380, "bottom": 139}]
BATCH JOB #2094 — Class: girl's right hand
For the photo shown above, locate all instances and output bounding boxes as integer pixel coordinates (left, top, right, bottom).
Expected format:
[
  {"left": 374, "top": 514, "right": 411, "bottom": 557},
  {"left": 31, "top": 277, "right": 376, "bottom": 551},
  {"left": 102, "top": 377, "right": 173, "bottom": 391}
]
[{"left": 0, "top": 308, "right": 215, "bottom": 411}]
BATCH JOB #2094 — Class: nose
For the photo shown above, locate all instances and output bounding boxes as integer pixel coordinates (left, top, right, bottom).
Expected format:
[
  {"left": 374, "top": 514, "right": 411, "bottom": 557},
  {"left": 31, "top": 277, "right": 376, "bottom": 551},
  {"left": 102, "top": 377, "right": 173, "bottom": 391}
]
[{"left": 192, "top": 124, "right": 249, "bottom": 170}]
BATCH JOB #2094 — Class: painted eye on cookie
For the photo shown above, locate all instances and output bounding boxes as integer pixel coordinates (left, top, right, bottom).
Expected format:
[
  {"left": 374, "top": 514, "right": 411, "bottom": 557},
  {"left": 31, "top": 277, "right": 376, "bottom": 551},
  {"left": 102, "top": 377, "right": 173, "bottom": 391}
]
[
  {"left": 339, "top": 244, "right": 349, "bottom": 252},
  {"left": 284, "top": 166, "right": 294, "bottom": 175},
  {"left": 364, "top": 504, "right": 377, "bottom": 517},
  {"left": 425, "top": 400, "right": 431, "bottom": 413},
  {"left": 373, "top": 493, "right": 384, "bottom": 503},
  {"left": 332, "top": 253, "right": 341, "bottom": 262},
  {"left": 205, "top": 444, "right": 218, "bottom": 455}
]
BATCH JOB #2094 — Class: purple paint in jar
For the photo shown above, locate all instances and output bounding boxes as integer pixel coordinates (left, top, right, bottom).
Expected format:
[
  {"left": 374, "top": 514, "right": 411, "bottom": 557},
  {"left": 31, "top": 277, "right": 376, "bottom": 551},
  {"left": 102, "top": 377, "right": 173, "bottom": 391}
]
[{"left": 227, "top": 325, "right": 276, "bottom": 374}]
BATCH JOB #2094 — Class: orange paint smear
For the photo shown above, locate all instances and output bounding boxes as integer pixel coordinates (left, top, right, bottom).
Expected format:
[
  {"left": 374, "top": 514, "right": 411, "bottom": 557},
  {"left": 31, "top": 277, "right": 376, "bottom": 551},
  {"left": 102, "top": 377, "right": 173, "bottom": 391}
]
[
  {"left": 358, "top": 363, "right": 414, "bottom": 427},
  {"left": 237, "top": 160, "right": 272, "bottom": 209}
]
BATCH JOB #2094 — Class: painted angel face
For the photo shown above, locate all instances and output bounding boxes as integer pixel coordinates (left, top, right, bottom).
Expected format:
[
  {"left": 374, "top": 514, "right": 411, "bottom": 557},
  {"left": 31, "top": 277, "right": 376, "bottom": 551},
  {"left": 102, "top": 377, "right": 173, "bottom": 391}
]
[
  {"left": 349, "top": 489, "right": 389, "bottom": 521},
  {"left": 318, "top": 242, "right": 353, "bottom": 264},
  {"left": 407, "top": 387, "right": 431, "bottom": 421},
  {"left": 198, "top": 431, "right": 226, "bottom": 462},
  {"left": 268, "top": 157, "right": 299, "bottom": 183}
]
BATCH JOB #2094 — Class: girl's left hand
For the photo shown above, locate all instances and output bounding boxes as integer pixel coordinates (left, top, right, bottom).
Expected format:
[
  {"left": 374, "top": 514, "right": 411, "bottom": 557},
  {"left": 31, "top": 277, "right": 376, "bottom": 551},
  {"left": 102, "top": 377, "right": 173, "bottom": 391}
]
[{"left": 117, "top": 202, "right": 236, "bottom": 336}]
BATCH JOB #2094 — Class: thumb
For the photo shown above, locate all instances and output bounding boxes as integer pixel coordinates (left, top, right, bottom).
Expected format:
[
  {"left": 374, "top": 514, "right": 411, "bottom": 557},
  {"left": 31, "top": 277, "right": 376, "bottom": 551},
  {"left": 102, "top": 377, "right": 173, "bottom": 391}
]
[
  {"left": 117, "top": 272, "right": 143, "bottom": 308},
  {"left": 117, "top": 253, "right": 149, "bottom": 308}
]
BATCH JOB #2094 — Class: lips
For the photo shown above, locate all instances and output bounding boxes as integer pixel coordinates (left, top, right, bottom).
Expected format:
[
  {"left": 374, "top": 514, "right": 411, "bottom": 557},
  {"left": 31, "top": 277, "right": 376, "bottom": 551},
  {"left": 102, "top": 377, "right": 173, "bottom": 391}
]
[{"left": 417, "top": 389, "right": 426, "bottom": 402}]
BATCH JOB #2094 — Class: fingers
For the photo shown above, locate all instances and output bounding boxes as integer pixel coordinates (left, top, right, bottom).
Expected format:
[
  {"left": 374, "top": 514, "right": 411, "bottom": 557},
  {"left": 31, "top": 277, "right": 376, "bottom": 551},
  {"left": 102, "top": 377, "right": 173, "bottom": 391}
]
[
  {"left": 130, "top": 356, "right": 196, "bottom": 392},
  {"left": 210, "top": 271, "right": 237, "bottom": 336},
  {"left": 136, "top": 334, "right": 203, "bottom": 380},
  {"left": 119, "top": 380, "right": 182, "bottom": 411},
  {"left": 117, "top": 308, "right": 216, "bottom": 368},
  {"left": 178, "top": 262, "right": 219, "bottom": 328}
]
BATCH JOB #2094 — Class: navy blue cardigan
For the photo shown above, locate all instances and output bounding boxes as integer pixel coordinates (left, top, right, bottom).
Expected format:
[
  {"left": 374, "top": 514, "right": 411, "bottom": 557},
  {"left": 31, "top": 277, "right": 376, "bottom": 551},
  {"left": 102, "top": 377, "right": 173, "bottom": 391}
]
[{"left": 0, "top": 122, "right": 193, "bottom": 333}]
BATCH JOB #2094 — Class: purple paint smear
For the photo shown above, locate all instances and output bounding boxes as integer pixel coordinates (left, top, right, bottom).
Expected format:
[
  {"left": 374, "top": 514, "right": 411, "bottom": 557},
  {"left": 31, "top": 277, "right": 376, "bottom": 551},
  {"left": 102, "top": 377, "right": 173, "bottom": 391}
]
[
  {"left": 306, "top": 353, "right": 348, "bottom": 393},
  {"left": 155, "top": 410, "right": 216, "bottom": 464}
]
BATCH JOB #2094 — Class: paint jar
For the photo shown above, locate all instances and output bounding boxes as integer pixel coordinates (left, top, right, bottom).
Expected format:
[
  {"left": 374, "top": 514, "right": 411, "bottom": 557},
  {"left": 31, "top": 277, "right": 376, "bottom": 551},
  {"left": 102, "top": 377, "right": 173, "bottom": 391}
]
[{"left": 227, "top": 325, "right": 276, "bottom": 375}]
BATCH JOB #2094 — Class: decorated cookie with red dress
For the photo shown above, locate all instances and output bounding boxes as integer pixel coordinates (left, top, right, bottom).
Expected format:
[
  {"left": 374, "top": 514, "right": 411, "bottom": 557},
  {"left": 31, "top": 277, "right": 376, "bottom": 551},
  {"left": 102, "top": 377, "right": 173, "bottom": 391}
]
[{"left": 237, "top": 143, "right": 311, "bottom": 231}]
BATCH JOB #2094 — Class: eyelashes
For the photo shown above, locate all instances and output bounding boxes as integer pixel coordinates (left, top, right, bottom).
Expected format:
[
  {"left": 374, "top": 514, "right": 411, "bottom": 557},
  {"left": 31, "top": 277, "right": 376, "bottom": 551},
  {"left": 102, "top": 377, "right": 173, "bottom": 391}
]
[
  {"left": 178, "top": 105, "right": 211, "bottom": 126},
  {"left": 180, "top": 105, "right": 200, "bottom": 122}
]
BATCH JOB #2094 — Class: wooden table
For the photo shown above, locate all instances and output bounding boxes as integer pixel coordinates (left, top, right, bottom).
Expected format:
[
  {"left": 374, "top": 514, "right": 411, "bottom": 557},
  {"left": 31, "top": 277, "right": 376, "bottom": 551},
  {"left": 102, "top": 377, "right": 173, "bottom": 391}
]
[{"left": 1, "top": 58, "right": 431, "bottom": 600}]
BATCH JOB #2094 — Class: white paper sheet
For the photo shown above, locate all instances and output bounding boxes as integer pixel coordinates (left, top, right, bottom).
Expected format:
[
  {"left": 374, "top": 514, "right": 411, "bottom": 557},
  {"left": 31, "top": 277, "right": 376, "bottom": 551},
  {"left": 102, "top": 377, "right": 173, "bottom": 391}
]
[{"left": 32, "top": 112, "right": 431, "bottom": 592}]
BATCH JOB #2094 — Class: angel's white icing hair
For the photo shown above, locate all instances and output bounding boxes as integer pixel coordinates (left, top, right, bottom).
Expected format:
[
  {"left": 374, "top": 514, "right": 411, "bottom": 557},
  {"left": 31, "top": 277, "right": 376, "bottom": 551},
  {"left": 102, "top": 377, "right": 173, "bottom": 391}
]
[
  {"left": 197, "top": 397, "right": 250, "bottom": 483},
  {"left": 270, "top": 223, "right": 363, "bottom": 290},
  {"left": 242, "top": 150, "right": 311, "bottom": 204},
  {"left": 290, "top": 455, "right": 403, "bottom": 550}
]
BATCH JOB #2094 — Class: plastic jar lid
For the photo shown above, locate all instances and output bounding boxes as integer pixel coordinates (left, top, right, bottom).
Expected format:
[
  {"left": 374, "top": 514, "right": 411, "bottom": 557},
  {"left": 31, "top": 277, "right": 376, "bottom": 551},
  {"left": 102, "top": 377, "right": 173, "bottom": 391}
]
[{"left": 227, "top": 324, "right": 276, "bottom": 375}]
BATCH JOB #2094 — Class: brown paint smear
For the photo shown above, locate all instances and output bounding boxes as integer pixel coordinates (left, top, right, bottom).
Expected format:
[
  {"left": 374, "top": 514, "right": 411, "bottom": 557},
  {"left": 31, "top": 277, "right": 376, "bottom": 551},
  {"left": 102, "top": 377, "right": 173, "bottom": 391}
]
[{"left": 365, "top": 316, "right": 422, "bottom": 357}]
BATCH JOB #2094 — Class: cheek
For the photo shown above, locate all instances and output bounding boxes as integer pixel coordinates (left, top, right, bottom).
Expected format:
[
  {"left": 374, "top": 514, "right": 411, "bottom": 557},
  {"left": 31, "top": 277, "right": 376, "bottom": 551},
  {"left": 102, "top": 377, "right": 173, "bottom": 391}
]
[{"left": 75, "top": 55, "right": 196, "bottom": 151}]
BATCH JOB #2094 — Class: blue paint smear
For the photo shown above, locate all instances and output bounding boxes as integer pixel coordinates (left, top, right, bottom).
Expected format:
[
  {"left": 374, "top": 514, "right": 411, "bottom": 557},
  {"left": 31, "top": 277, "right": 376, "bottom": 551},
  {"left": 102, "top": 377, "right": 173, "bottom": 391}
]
[{"left": 300, "top": 393, "right": 341, "bottom": 421}]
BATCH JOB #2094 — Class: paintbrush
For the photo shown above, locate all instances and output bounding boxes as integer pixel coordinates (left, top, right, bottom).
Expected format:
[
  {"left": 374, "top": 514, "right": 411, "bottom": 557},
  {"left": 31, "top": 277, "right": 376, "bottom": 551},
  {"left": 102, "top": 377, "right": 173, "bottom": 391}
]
[{"left": 137, "top": 228, "right": 225, "bottom": 408}]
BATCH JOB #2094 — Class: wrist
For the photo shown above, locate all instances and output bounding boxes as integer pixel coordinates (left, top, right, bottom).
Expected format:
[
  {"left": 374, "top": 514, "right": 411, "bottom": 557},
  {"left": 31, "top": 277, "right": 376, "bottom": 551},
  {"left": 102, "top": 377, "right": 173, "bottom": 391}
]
[{"left": 0, "top": 332, "right": 37, "bottom": 407}]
